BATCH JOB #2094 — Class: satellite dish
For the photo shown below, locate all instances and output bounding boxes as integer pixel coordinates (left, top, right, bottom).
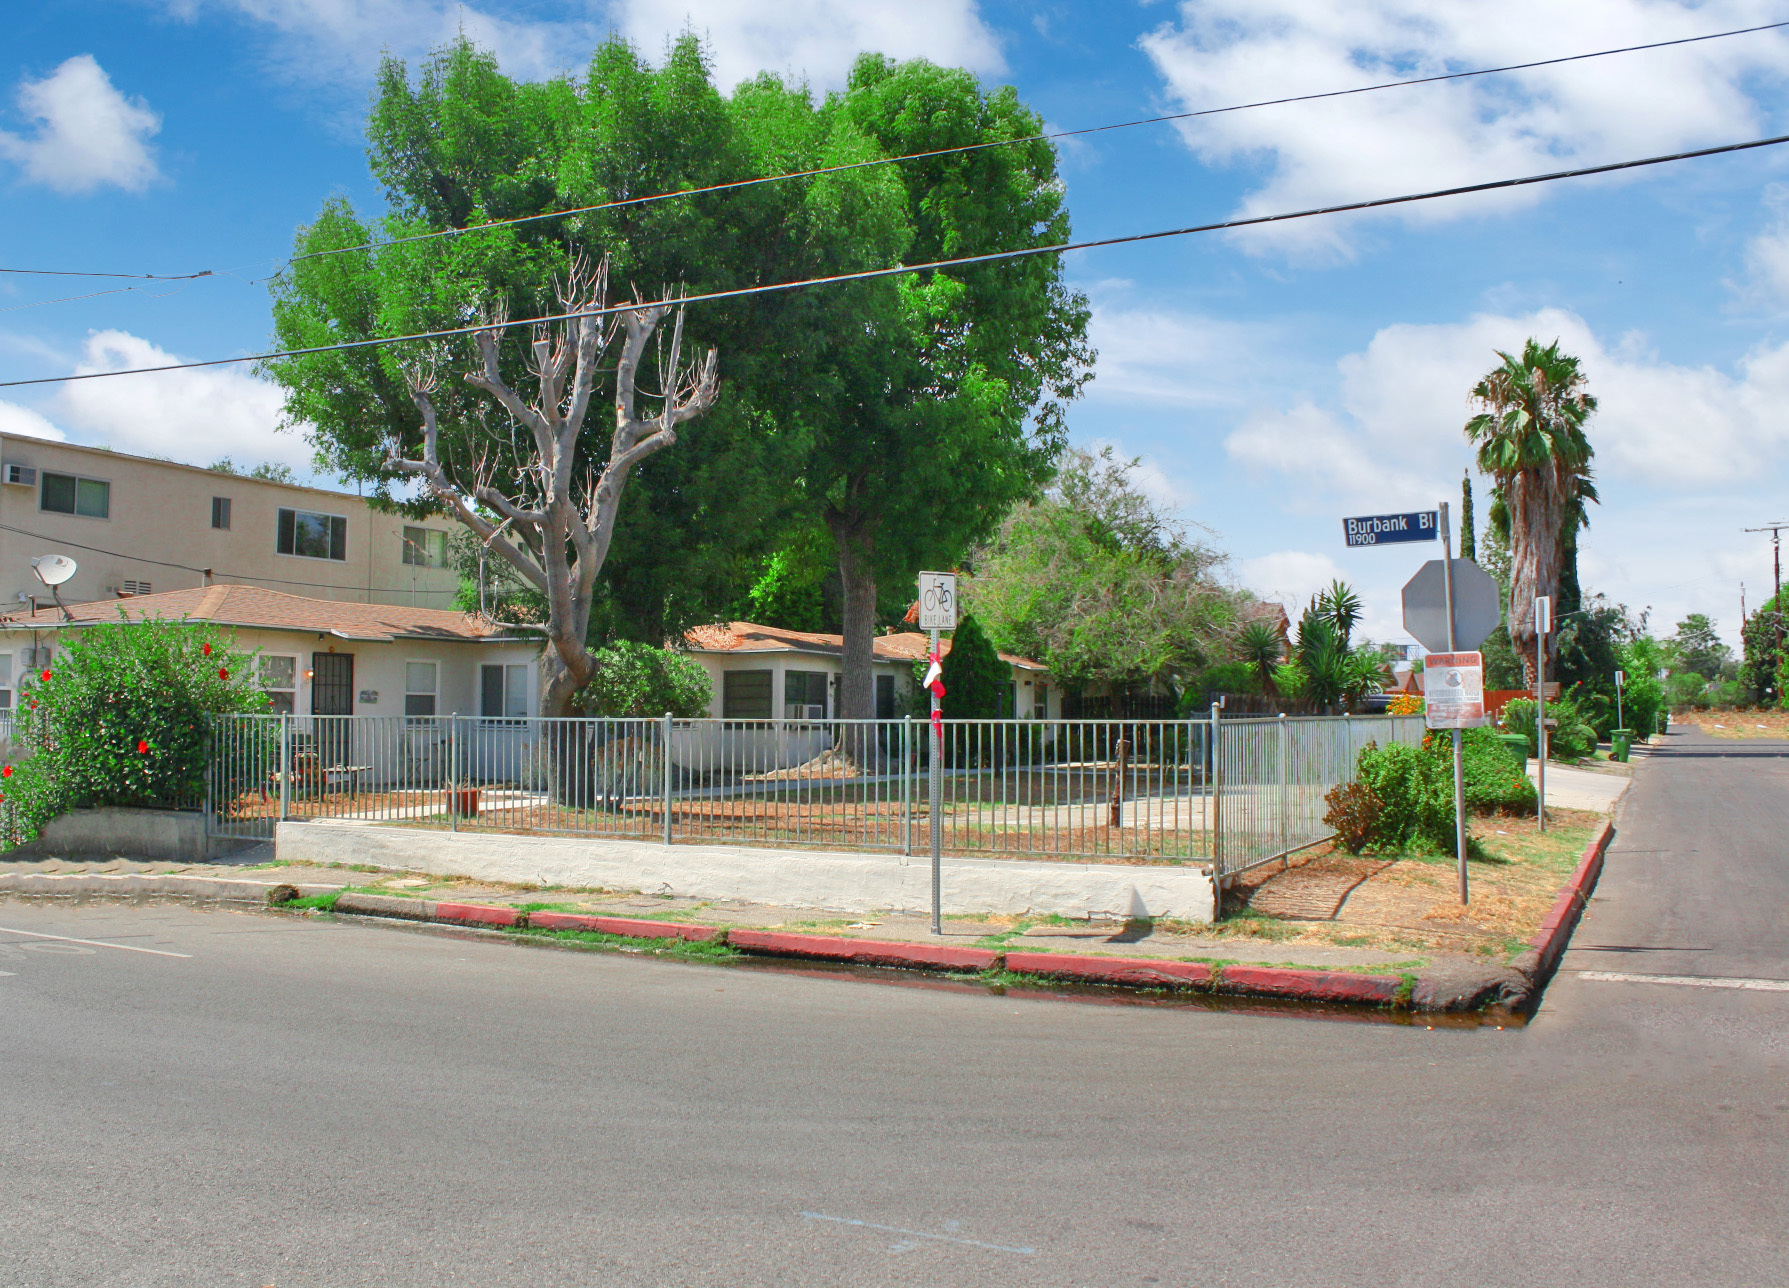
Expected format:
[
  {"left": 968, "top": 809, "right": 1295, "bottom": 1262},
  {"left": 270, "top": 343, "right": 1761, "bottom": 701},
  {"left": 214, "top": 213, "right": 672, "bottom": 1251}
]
[{"left": 31, "top": 554, "right": 77, "bottom": 587}]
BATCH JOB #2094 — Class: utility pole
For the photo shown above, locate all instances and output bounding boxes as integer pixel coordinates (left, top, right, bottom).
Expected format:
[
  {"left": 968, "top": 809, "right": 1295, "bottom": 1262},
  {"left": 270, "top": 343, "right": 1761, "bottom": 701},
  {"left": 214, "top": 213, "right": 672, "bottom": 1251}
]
[{"left": 1745, "top": 523, "right": 1788, "bottom": 697}]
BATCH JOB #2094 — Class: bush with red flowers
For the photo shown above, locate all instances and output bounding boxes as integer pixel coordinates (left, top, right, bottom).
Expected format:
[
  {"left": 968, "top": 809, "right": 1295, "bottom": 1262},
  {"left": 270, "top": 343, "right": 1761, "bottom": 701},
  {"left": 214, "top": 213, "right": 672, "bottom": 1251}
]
[{"left": 6, "top": 617, "right": 271, "bottom": 841}]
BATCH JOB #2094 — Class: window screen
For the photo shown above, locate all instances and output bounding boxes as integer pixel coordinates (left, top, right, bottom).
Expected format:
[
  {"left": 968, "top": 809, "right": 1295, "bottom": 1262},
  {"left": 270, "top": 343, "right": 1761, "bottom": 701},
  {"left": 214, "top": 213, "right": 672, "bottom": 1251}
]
[
  {"left": 259, "top": 655, "right": 296, "bottom": 715},
  {"left": 402, "top": 526, "right": 448, "bottom": 567},
  {"left": 479, "top": 663, "right": 530, "bottom": 720},
  {"left": 405, "top": 661, "right": 438, "bottom": 719},
  {"left": 41, "top": 472, "right": 109, "bottom": 518},
  {"left": 784, "top": 670, "right": 828, "bottom": 719},
  {"left": 722, "top": 670, "right": 772, "bottom": 720},
  {"left": 211, "top": 496, "right": 231, "bottom": 530},
  {"left": 277, "top": 508, "right": 347, "bottom": 560}
]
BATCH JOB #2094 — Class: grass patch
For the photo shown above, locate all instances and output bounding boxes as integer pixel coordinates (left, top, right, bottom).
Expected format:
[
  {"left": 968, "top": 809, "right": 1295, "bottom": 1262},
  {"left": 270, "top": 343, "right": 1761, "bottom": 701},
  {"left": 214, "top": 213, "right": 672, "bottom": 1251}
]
[
  {"left": 511, "top": 925, "right": 740, "bottom": 962},
  {"left": 278, "top": 891, "right": 341, "bottom": 911}
]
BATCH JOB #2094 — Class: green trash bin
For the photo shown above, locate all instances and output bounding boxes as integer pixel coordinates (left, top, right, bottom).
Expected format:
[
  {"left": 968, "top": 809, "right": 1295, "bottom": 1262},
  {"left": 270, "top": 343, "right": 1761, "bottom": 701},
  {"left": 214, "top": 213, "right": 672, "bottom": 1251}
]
[
  {"left": 1494, "top": 732, "right": 1530, "bottom": 770},
  {"left": 1611, "top": 729, "right": 1633, "bottom": 762}
]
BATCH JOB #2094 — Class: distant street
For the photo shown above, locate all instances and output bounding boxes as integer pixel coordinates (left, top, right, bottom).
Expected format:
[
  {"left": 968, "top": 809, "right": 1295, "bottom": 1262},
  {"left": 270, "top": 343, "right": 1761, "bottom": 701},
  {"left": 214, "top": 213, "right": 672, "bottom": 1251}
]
[{"left": 2, "top": 724, "right": 1786, "bottom": 1287}]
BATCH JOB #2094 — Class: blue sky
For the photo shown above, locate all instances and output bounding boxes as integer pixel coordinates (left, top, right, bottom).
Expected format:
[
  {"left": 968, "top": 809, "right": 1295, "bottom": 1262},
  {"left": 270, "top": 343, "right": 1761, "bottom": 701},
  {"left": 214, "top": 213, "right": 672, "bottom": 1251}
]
[{"left": 6, "top": 0, "right": 1789, "bottom": 648}]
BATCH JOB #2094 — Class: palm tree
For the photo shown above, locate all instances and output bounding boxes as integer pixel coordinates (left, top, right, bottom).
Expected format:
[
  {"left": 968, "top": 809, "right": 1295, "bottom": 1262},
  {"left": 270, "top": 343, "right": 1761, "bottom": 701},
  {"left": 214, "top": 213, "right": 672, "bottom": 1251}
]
[
  {"left": 1464, "top": 339, "right": 1597, "bottom": 686},
  {"left": 1235, "top": 618, "right": 1285, "bottom": 701},
  {"left": 1317, "top": 580, "right": 1362, "bottom": 648}
]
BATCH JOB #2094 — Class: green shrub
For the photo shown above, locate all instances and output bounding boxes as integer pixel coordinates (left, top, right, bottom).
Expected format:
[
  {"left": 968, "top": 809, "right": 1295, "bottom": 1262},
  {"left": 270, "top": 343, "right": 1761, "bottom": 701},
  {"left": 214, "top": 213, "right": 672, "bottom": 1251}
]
[
  {"left": 1501, "top": 695, "right": 1597, "bottom": 761},
  {"left": 574, "top": 640, "right": 711, "bottom": 718},
  {"left": 6, "top": 618, "right": 271, "bottom": 841},
  {"left": 1350, "top": 728, "right": 1535, "bottom": 853},
  {"left": 1355, "top": 740, "right": 1452, "bottom": 851}
]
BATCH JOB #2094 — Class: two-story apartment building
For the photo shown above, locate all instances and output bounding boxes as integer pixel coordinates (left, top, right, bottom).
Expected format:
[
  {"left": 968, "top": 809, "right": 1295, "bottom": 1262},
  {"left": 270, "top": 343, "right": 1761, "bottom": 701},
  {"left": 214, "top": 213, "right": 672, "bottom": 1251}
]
[{"left": 0, "top": 435, "right": 460, "bottom": 612}]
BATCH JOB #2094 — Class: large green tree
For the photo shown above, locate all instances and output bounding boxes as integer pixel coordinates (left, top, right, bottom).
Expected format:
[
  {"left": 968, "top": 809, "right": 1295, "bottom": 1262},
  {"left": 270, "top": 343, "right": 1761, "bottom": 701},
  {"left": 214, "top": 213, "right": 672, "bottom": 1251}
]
[
  {"left": 1464, "top": 339, "right": 1598, "bottom": 686},
  {"left": 264, "top": 37, "right": 905, "bottom": 678},
  {"left": 787, "top": 55, "right": 1095, "bottom": 721},
  {"left": 967, "top": 447, "right": 1240, "bottom": 694}
]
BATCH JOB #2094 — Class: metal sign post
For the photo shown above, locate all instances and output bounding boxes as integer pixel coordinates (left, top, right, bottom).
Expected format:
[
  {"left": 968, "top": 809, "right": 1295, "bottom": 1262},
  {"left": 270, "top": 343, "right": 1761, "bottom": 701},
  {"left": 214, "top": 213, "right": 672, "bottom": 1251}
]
[
  {"left": 918, "top": 571, "right": 958, "bottom": 936},
  {"left": 1535, "top": 595, "right": 1551, "bottom": 833},
  {"left": 1438, "top": 502, "right": 1469, "bottom": 904}
]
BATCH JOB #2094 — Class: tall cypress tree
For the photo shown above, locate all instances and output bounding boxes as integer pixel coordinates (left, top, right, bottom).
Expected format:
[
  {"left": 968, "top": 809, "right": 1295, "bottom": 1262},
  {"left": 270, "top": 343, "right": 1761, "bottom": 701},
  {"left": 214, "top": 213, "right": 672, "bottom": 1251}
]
[{"left": 1460, "top": 470, "right": 1477, "bottom": 562}]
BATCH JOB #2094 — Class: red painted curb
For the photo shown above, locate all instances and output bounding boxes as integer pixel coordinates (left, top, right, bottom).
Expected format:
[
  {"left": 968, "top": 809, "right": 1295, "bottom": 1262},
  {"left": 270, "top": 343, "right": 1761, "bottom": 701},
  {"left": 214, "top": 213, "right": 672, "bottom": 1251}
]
[
  {"left": 529, "top": 911, "right": 722, "bottom": 942},
  {"left": 1526, "top": 819, "right": 1614, "bottom": 979},
  {"left": 727, "top": 929, "right": 999, "bottom": 972},
  {"left": 434, "top": 901, "right": 521, "bottom": 928},
  {"left": 1217, "top": 964, "right": 1403, "bottom": 1005},
  {"left": 1004, "top": 952, "right": 1213, "bottom": 989}
]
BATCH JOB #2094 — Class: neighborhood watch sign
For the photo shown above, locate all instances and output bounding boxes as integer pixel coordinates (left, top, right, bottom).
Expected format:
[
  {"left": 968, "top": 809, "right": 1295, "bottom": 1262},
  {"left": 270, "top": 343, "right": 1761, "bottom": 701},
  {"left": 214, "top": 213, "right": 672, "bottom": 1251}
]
[{"left": 1342, "top": 510, "right": 1438, "bottom": 547}]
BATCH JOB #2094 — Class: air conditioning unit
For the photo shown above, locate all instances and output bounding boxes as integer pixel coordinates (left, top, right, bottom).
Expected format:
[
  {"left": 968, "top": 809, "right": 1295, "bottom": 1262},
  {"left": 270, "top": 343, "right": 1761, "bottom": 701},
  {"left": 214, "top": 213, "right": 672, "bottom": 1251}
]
[
  {"left": 805, "top": 704, "right": 826, "bottom": 720},
  {"left": 4, "top": 463, "right": 36, "bottom": 487}
]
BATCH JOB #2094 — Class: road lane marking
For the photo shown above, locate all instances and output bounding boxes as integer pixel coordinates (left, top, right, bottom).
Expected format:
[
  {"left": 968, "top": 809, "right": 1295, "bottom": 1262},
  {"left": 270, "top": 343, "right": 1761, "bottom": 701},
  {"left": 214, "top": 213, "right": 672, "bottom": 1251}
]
[
  {"left": 0, "top": 926, "right": 191, "bottom": 958},
  {"left": 1577, "top": 970, "right": 1789, "bottom": 992},
  {"left": 800, "top": 1212, "right": 1035, "bottom": 1255}
]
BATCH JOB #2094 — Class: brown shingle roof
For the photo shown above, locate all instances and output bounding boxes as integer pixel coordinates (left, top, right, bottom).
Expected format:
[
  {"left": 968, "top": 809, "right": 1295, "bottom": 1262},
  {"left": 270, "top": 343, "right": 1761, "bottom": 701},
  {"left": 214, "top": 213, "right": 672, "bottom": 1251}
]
[
  {"left": 0, "top": 584, "right": 536, "bottom": 644},
  {"left": 683, "top": 621, "right": 1046, "bottom": 672}
]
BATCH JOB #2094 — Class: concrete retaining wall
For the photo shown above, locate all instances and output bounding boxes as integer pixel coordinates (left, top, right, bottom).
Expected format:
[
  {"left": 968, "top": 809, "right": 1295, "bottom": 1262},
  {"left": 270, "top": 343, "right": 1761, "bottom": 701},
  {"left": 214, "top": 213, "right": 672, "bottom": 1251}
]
[
  {"left": 9, "top": 808, "right": 211, "bottom": 864},
  {"left": 274, "top": 821, "right": 1218, "bottom": 922}
]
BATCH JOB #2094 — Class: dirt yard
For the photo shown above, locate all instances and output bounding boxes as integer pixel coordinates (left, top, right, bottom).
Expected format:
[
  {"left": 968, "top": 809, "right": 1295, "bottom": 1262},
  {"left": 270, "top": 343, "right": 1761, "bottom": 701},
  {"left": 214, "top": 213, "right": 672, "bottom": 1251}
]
[
  {"left": 1213, "top": 809, "right": 1600, "bottom": 960},
  {"left": 1671, "top": 710, "right": 1789, "bottom": 739}
]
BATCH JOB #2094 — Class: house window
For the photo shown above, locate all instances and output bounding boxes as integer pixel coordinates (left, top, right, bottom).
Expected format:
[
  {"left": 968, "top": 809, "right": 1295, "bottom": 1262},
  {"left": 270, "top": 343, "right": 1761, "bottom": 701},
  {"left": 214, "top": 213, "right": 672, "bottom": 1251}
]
[
  {"left": 1034, "top": 682, "right": 1049, "bottom": 721},
  {"left": 276, "top": 507, "right": 347, "bottom": 561},
  {"left": 41, "top": 471, "right": 109, "bottom": 519},
  {"left": 480, "top": 663, "right": 530, "bottom": 721},
  {"left": 258, "top": 655, "right": 297, "bottom": 715},
  {"left": 405, "top": 661, "right": 438, "bottom": 722},
  {"left": 875, "top": 673, "right": 896, "bottom": 720},
  {"left": 211, "top": 497, "right": 231, "bottom": 530},
  {"left": 784, "top": 670, "right": 828, "bottom": 720},
  {"left": 0, "top": 653, "right": 12, "bottom": 712},
  {"left": 402, "top": 526, "right": 448, "bottom": 568},
  {"left": 722, "top": 669, "right": 772, "bottom": 720}
]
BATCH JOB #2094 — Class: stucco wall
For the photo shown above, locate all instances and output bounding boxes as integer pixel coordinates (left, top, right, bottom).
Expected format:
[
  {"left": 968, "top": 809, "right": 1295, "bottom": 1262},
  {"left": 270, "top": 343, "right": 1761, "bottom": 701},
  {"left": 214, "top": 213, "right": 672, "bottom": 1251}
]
[{"left": 275, "top": 819, "right": 1218, "bottom": 922}]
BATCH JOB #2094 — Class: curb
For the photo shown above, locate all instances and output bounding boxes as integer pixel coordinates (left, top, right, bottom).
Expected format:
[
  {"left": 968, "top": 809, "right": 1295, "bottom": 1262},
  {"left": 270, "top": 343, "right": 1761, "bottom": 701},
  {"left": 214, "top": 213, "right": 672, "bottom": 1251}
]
[
  {"left": 0, "top": 872, "right": 341, "bottom": 901},
  {"left": 530, "top": 911, "right": 724, "bottom": 943},
  {"left": 1517, "top": 818, "right": 1614, "bottom": 985}
]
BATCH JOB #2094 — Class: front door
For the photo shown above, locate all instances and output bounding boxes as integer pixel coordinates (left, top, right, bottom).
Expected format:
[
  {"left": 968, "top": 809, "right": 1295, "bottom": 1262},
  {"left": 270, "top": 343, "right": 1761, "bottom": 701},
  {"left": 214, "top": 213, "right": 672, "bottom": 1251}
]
[{"left": 311, "top": 652, "right": 354, "bottom": 770}]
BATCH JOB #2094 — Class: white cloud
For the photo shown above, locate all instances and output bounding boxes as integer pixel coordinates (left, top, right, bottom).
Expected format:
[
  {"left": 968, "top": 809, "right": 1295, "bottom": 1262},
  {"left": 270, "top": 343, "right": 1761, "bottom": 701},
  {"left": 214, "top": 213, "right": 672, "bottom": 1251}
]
[
  {"left": 0, "top": 401, "right": 67, "bottom": 442},
  {"left": 51, "top": 331, "right": 312, "bottom": 473},
  {"left": 1226, "top": 306, "right": 1789, "bottom": 502},
  {"left": 0, "top": 56, "right": 161, "bottom": 194},
  {"left": 613, "top": 0, "right": 1003, "bottom": 90},
  {"left": 1241, "top": 548, "right": 1341, "bottom": 605},
  {"left": 1084, "top": 291, "right": 1286, "bottom": 408},
  {"left": 1741, "top": 184, "right": 1789, "bottom": 303},
  {"left": 171, "top": 0, "right": 1000, "bottom": 92},
  {"left": 1139, "top": 1, "right": 1789, "bottom": 254}
]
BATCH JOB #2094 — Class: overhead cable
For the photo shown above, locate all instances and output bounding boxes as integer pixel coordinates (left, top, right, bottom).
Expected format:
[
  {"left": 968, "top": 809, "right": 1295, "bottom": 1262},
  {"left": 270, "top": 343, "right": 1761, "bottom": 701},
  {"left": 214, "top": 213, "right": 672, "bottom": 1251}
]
[
  {"left": 275, "top": 19, "right": 1789, "bottom": 267},
  {"left": 3, "top": 127, "right": 1787, "bottom": 391},
  {"left": 6, "top": 18, "right": 1785, "bottom": 286}
]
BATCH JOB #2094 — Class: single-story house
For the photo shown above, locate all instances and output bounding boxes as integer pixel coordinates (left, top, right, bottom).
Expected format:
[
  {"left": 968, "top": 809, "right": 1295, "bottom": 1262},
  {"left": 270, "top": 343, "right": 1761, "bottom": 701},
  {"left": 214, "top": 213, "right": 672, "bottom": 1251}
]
[
  {"left": 0, "top": 583, "right": 543, "bottom": 779},
  {"left": 681, "top": 621, "right": 1054, "bottom": 721}
]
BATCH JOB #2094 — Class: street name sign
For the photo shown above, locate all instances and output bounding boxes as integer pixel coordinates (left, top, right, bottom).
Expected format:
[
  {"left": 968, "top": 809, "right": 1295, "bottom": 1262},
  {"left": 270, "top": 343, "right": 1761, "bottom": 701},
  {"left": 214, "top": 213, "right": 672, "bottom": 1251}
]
[
  {"left": 1343, "top": 511, "right": 1437, "bottom": 547},
  {"left": 1401, "top": 557, "right": 1501, "bottom": 653},
  {"left": 1423, "top": 652, "right": 1488, "bottom": 729},
  {"left": 917, "top": 571, "right": 958, "bottom": 632}
]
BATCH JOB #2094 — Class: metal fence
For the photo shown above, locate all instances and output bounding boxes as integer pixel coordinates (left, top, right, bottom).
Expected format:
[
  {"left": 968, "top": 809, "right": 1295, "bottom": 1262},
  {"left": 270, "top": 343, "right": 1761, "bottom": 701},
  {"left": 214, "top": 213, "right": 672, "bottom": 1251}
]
[
  {"left": 1210, "top": 713, "right": 1426, "bottom": 882},
  {"left": 207, "top": 711, "right": 1418, "bottom": 869}
]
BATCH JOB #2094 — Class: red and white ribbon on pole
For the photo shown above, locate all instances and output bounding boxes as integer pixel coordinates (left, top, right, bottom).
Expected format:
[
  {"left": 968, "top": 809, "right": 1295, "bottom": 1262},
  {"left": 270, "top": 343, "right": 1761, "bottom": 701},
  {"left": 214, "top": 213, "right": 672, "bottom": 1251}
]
[{"left": 925, "top": 648, "right": 945, "bottom": 739}]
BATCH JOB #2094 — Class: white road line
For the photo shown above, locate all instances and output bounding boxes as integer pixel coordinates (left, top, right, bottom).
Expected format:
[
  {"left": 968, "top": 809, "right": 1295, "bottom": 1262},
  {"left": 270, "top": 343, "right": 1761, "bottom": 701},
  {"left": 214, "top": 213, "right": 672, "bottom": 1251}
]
[
  {"left": 800, "top": 1212, "right": 1035, "bottom": 1255},
  {"left": 0, "top": 927, "right": 191, "bottom": 958},
  {"left": 1577, "top": 970, "right": 1789, "bottom": 992}
]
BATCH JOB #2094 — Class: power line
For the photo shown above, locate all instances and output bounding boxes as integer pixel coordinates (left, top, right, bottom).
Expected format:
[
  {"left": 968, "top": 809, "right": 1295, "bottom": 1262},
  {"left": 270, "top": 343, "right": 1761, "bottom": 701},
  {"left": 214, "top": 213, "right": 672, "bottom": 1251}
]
[
  {"left": 9, "top": 18, "right": 1786, "bottom": 286},
  {"left": 4, "top": 126, "right": 1788, "bottom": 392},
  {"left": 0, "top": 267, "right": 213, "bottom": 282},
  {"left": 276, "top": 18, "right": 1789, "bottom": 271}
]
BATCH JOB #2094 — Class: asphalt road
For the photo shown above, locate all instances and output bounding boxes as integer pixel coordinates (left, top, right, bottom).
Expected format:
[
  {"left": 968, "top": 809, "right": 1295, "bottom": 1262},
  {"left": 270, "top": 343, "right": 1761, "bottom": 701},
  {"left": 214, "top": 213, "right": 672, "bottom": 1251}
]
[{"left": 1, "top": 725, "right": 1784, "bottom": 1287}]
